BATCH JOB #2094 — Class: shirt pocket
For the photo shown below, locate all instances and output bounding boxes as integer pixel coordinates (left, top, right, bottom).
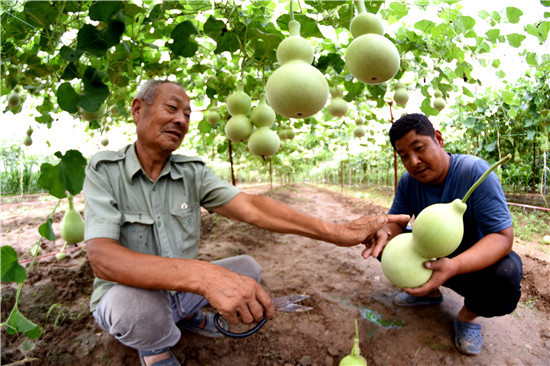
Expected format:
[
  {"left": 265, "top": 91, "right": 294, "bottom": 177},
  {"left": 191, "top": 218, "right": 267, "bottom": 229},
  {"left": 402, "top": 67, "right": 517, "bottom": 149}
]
[
  {"left": 120, "top": 212, "right": 156, "bottom": 255},
  {"left": 170, "top": 202, "right": 200, "bottom": 257}
]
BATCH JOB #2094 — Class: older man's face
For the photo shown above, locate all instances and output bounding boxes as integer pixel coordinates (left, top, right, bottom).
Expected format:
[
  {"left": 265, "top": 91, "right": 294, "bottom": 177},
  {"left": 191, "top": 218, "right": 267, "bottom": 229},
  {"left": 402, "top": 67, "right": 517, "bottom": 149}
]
[{"left": 133, "top": 82, "right": 191, "bottom": 154}]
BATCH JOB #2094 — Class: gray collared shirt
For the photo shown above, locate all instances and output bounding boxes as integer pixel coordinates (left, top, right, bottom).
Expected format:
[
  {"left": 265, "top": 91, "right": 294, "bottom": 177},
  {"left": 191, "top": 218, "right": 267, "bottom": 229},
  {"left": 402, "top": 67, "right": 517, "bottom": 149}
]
[{"left": 83, "top": 143, "right": 241, "bottom": 311}]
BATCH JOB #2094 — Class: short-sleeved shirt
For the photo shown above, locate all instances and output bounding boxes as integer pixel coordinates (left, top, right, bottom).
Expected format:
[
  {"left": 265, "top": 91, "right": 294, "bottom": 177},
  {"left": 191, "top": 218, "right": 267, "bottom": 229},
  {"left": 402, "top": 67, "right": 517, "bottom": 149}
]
[
  {"left": 84, "top": 143, "right": 241, "bottom": 311},
  {"left": 388, "top": 153, "right": 512, "bottom": 257}
]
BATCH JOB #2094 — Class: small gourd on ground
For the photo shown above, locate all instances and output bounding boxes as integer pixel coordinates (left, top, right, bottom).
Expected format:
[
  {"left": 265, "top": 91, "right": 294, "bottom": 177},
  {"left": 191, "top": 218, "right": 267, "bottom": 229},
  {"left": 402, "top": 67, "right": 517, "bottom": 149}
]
[{"left": 339, "top": 319, "right": 367, "bottom": 366}]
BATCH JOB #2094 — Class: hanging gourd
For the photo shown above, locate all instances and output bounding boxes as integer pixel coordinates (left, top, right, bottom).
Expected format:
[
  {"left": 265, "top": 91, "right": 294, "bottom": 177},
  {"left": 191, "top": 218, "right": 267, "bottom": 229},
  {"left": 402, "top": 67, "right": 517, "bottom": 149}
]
[
  {"left": 393, "top": 82, "right": 409, "bottom": 106},
  {"left": 207, "top": 107, "right": 221, "bottom": 125},
  {"left": 327, "top": 86, "right": 348, "bottom": 117},
  {"left": 381, "top": 155, "right": 511, "bottom": 288},
  {"left": 266, "top": 16, "right": 329, "bottom": 119},
  {"left": 345, "top": 1, "right": 400, "bottom": 85},
  {"left": 251, "top": 93, "right": 276, "bottom": 128},
  {"left": 225, "top": 82, "right": 253, "bottom": 142},
  {"left": 248, "top": 127, "right": 281, "bottom": 159},
  {"left": 433, "top": 90, "right": 446, "bottom": 111}
]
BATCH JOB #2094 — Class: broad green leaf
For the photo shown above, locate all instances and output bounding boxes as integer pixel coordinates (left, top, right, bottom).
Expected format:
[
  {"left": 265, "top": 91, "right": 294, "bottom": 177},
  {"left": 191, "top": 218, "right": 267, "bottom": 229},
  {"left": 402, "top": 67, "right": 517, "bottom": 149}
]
[
  {"left": 89, "top": 1, "right": 123, "bottom": 22},
  {"left": 6, "top": 307, "right": 41, "bottom": 339},
  {"left": 1, "top": 246, "right": 27, "bottom": 284},
  {"left": 506, "top": 33, "right": 526, "bottom": 48},
  {"left": 24, "top": 1, "right": 58, "bottom": 28},
  {"left": 462, "top": 86, "right": 474, "bottom": 98},
  {"left": 501, "top": 90, "right": 515, "bottom": 105},
  {"left": 39, "top": 219, "right": 56, "bottom": 241},
  {"left": 454, "top": 16, "right": 475, "bottom": 34},
  {"left": 389, "top": 2, "right": 408, "bottom": 20},
  {"left": 492, "top": 59, "right": 501, "bottom": 68},
  {"left": 79, "top": 67, "right": 110, "bottom": 113},
  {"left": 484, "top": 141, "right": 497, "bottom": 152},
  {"left": 414, "top": 20, "right": 435, "bottom": 33},
  {"left": 276, "top": 14, "right": 324, "bottom": 38},
  {"left": 485, "top": 29, "right": 500, "bottom": 43},
  {"left": 37, "top": 150, "right": 87, "bottom": 199},
  {"left": 56, "top": 83, "right": 80, "bottom": 114},
  {"left": 505, "top": 7, "right": 523, "bottom": 24},
  {"left": 168, "top": 20, "right": 200, "bottom": 57},
  {"left": 420, "top": 97, "right": 439, "bottom": 117},
  {"left": 526, "top": 52, "right": 539, "bottom": 66},
  {"left": 198, "top": 120, "right": 212, "bottom": 134},
  {"left": 60, "top": 46, "right": 83, "bottom": 62},
  {"left": 104, "top": 18, "right": 126, "bottom": 48},
  {"left": 526, "top": 22, "right": 549, "bottom": 43},
  {"left": 496, "top": 69, "right": 506, "bottom": 79},
  {"left": 76, "top": 24, "right": 108, "bottom": 57},
  {"left": 462, "top": 117, "right": 476, "bottom": 128}
]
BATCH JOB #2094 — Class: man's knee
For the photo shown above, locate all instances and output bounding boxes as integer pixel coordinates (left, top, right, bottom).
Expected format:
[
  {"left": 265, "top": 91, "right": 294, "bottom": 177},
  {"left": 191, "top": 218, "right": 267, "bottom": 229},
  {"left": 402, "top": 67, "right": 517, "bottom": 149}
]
[
  {"left": 213, "top": 255, "right": 262, "bottom": 283},
  {"left": 95, "top": 285, "right": 177, "bottom": 345}
]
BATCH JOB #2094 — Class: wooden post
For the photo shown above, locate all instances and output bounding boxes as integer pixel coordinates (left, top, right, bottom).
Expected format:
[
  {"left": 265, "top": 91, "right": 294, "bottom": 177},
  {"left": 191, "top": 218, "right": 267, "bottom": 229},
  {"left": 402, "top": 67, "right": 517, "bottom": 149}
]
[
  {"left": 388, "top": 100, "right": 398, "bottom": 194},
  {"left": 228, "top": 140, "right": 236, "bottom": 186}
]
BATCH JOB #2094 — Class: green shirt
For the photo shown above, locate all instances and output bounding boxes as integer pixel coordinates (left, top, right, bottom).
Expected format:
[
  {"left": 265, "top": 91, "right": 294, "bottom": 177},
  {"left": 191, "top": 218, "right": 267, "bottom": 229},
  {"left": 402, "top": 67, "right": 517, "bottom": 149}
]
[{"left": 84, "top": 143, "right": 241, "bottom": 311}]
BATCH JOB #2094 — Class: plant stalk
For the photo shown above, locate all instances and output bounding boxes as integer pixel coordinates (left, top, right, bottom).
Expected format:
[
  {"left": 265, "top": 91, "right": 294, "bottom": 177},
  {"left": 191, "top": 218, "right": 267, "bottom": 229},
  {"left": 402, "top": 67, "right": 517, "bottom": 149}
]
[{"left": 462, "top": 154, "right": 511, "bottom": 204}]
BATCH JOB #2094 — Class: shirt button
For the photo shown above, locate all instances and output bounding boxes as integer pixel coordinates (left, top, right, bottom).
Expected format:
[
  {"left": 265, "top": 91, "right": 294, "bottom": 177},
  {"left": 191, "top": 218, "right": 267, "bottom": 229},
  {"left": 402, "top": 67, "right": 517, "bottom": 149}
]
[
  {"left": 187, "top": 218, "right": 192, "bottom": 224},
  {"left": 153, "top": 186, "right": 156, "bottom": 191},
  {"left": 157, "top": 221, "right": 162, "bottom": 227}
]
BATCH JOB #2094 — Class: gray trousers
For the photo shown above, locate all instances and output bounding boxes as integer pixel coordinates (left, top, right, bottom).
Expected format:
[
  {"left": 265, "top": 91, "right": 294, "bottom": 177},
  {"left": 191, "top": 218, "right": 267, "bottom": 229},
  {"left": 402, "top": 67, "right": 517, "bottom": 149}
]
[{"left": 93, "top": 255, "right": 262, "bottom": 351}]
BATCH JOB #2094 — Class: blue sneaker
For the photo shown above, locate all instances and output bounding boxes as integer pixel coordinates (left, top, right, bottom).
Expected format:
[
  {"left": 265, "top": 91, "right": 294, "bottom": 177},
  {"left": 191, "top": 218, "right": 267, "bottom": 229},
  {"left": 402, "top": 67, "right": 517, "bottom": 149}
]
[{"left": 454, "top": 318, "right": 483, "bottom": 355}]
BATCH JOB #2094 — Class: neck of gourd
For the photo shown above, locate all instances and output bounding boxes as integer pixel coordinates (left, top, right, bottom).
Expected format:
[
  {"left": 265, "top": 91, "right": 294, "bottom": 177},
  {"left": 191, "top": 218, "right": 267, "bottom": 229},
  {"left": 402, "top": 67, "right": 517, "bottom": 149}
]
[
  {"left": 288, "top": 20, "right": 301, "bottom": 37},
  {"left": 355, "top": 1, "right": 366, "bottom": 14},
  {"left": 68, "top": 195, "right": 74, "bottom": 210}
]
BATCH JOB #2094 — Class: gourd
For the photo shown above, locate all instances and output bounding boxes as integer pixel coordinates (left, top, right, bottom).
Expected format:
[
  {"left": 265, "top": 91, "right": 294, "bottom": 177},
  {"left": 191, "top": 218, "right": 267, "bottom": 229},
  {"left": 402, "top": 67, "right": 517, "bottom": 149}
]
[
  {"left": 339, "top": 319, "right": 367, "bottom": 366},
  {"left": 327, "top": 87, "right": 348, "bottom": 117},
  {"left": 248, "top": 127, "right": 280, "bottom": 159},
  {"left": 60, "top": 195, "right": 85, "bottom": 244},
  {"left": 433, "top": 90, "right": 445, "bottom": 111},
  {"left": 101, "top": 137, "right": 109, "bottom": 146},
  {"left": 225, "top": 82, "right": 253, "bottom": 142},
  {"left": 251, "top": 94, "right": 276, "bottom": 128},
  {"left": 207, "top": 107, "right": 220, "bottom": 125},
  {"left": 381, "top": 154, "right": 511, "bottom": 288},
  {"left": 266, "top": 20, "right": 329, "bottom": 119},
  {"left": 354, "top": 126, "right": 366, "bottom": 138},
  {"left": 345, "top": 1, "right": 400, "bottom": 85},
  {"left": 23, "top": 135, "right": 33, "bottom": 146},
  {"left": 393, "top": 82, "right": 409, "bottom": 106},
  {"left": 279, "top": 126, "right": 296, "bottom": 140}
]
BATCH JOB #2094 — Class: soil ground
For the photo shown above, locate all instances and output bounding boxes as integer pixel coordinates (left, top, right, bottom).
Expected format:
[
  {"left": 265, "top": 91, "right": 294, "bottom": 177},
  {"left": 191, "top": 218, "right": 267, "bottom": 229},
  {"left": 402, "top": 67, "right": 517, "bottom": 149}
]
[{"left": 1, "top": 183, "right": 549, "bottom": 366}]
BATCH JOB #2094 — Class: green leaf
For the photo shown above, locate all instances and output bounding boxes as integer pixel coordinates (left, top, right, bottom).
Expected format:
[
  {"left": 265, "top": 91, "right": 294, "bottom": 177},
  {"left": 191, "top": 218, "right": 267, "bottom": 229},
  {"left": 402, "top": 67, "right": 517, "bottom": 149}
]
[
  {"left": 39, "top": 219, "right": 56, "bottom": 241},
  {"left": 37, "top": 150, "right": 87, "bottom": 199},
  {"left": 6, "top": 307, "right": 41, "bottom": 339},
  {"left": 462, "top": 117, "right": 476, "bottom": 128},
  {"left": 526, "top": 52, "right": 539, "bottom": 66},
  {"left": 485, "top": 29, "right": 500, "bottom": 43},
  {"left": 414, "top": 20, "right": 435, "bottom": 33},
  {"left": 496, "top": 69, "right": 506, "bottom": 78},
  {"left": 1, "top": 246, "right": 27, "bottom": 284},
  {"left": 526, "top": 22, "right": 549, "bottom": 43},
  {"left": 89, "top": 1, "right": 124, "bottom": 22},
  {"left": 168, "top": 20, "right": 199, "bottom": 57},
  {"left": 484, "top": 140, "right": 497, "bottom": 152},
  {"left": 24, "top": 1, "right": 58, "bottom": 28},
  {"left": 104, "top": 18, "right": 126, "bottom": 48},
  {"left": 454, "top": 16, "right": 476, "bottom": 34},
  {"left": 79, "top": 67, "right": 110, "bottom": 113},
  {"left": 462, "top": 86, "right": 474, "bottom": 98},
  {"left": 198, "top": 119, "right": 212, "bottom": 134},
  {"left": 505, "top": 7, "right": 523, "bottom": 24},
  {"left": 56, "top": 83, "right": 80, "bottom": 114},
  {"left": 276, "top": 14, "right": 324, "bottom": 38},
  {"left": 77, "top": 24, "right": 108, "bottom": 57},
  {"left": 501, "top": 90, "right": 515, "bottom": 105},
  {"left": 506, "top": 33, "right": 526, "bottom": 48},
  {"left": 59, "top": 46, "right": 83, "bottom": 62}
]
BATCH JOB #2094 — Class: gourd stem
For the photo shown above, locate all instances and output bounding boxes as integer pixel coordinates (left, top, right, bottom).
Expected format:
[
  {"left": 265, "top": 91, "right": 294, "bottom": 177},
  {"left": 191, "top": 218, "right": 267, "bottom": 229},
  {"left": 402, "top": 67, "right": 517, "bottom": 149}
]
[
  {"left": 68, "top": 194, "right": 74, "bottom": 210},
  {"left": 351, "top": 319, "right": 361, "bottom": 357},
  {"left": 290, "top": 0, "right": 294, "bottom": 20},
  {"left": 461, "top": 154, "right": 511, "bottom": 204},
  {"left": 354, "top": 1, "right": 366, "bottom": 14}
]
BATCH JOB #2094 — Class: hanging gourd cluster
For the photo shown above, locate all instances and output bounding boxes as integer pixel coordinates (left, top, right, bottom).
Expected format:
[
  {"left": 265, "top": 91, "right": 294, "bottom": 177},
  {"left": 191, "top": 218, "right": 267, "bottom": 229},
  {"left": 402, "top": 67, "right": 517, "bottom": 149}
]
[{"left": 211, "top": 1, "right": 402, "bottom": 158}]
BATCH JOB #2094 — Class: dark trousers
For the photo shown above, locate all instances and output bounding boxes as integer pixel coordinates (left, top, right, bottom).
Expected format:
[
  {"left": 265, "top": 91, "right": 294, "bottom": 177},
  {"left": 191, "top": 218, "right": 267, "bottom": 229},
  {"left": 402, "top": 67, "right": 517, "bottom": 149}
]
[{"left": 443, "top": 251, "right": 523, "bottom": 317}]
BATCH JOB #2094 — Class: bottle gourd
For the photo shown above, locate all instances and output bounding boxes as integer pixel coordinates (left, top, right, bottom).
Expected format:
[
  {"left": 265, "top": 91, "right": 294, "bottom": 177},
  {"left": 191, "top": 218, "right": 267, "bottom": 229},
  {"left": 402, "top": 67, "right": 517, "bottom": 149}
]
[
  {"left": 381, "top": 154, "right": 512, "bottom": 288},
  {"left": 60, "top": 195, "right": 85, "bottom": 244}
]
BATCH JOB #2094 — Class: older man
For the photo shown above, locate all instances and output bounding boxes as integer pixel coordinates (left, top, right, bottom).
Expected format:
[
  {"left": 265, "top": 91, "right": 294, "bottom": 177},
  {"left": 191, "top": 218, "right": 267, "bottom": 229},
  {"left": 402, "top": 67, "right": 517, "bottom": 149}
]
[{"left": 83, "top": 80, "right": 409, "bottom": 366}]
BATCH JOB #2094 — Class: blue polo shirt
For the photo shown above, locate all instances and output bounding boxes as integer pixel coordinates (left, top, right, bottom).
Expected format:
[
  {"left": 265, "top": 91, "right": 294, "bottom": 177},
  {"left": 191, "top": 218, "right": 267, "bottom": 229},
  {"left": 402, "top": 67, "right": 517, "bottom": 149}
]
[{"left": 388, "top": 154, "right": 512, "bottom": 257}]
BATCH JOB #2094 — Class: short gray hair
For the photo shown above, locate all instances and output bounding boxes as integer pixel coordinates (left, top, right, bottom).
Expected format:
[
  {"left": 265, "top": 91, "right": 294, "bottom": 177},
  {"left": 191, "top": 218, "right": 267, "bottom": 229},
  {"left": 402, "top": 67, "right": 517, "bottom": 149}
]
[{"left": 135, "top": 80, "right": 184, "bottom": 105}]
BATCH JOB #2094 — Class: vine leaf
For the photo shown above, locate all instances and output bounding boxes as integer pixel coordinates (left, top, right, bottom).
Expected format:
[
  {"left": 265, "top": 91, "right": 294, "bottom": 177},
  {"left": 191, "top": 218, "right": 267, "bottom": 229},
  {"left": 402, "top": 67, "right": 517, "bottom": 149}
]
[
  {"left": 0, "top": 246, "right": 27, "bottom": 284},
  {"left": 38, "top": 150, "right": 87, "bottom": 199},
  {"left": 6, "top": 307, "right": 41, "bottom": 339},
  {"left": 39, "top": 219, "right": 56, "bottom": 241}
]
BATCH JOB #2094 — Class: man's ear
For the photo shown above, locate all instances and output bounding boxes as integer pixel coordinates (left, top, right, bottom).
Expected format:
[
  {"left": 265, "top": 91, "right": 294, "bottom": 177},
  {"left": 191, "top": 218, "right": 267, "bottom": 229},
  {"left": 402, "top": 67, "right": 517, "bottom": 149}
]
[
  {"left": 132, "top": 98, "right": 143, "bottom": 123},
  {"left": 434, "top": 130, "right": 445, "bottom": 147}
]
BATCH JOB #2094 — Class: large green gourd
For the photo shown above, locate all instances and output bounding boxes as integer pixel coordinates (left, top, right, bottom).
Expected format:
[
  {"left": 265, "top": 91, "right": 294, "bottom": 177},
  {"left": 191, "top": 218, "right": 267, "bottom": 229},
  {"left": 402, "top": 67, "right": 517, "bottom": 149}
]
[
  {"left": 381, "top": 155, "right": 511, "bottom": 288},
  {"left": 60, "top": 195, "right": 85, "bottom": 244},
  {"left": 266, "top": 20, "right": 328, "bottom": 119}
]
